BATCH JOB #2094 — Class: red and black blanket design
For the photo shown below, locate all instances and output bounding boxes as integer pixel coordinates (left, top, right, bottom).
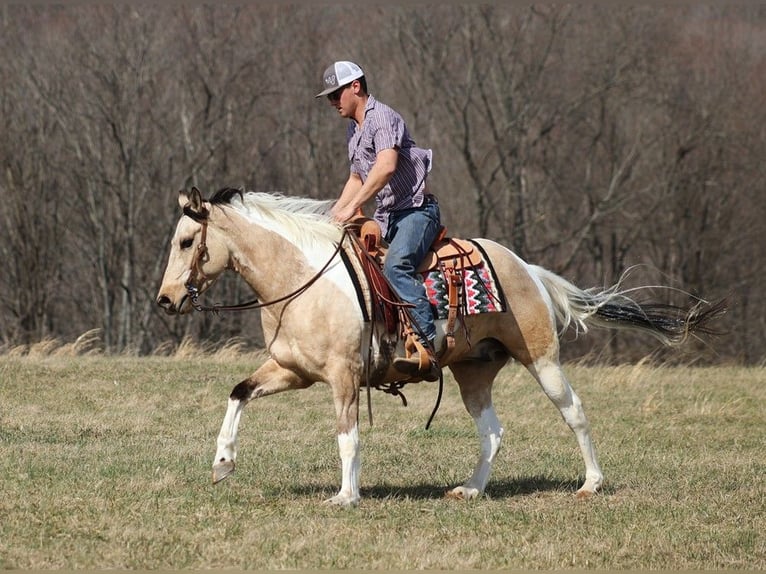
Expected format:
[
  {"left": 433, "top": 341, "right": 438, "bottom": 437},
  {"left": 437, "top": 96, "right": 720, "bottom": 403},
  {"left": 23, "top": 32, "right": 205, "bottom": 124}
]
[
  {"left": 420, "top": 256, "right": 505, "bottom": 319},
  {"left": 340, "top": 237, "right": 507, "bottom": 325}
]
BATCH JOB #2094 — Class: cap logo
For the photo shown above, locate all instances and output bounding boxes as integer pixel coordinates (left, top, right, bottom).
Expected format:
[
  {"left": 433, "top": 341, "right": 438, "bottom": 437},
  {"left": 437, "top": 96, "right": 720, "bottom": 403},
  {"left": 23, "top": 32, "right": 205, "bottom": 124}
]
[{"left": 324, "top": 74, "right": 337, "bottom": 87}]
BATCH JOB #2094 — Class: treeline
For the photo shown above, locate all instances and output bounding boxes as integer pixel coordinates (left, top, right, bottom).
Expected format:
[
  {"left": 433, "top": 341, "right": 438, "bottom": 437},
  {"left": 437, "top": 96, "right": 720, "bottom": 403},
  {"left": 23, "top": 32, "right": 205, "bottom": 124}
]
[{"left": 1, "top": 5, "right": 763, "bottom": 363}]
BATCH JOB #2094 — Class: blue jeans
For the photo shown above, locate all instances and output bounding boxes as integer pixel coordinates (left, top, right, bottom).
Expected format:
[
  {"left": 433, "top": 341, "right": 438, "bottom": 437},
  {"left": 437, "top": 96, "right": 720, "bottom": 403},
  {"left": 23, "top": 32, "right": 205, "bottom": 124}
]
[{"left": 382, "top": 200, "right": 441, "bottom": 344}]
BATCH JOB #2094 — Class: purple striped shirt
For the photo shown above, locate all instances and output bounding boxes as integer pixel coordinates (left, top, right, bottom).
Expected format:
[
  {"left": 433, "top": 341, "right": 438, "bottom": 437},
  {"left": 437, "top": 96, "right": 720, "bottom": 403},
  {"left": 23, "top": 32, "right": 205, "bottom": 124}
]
[{"left": 346, "top": 95, "right": 432, "bottom": 236}]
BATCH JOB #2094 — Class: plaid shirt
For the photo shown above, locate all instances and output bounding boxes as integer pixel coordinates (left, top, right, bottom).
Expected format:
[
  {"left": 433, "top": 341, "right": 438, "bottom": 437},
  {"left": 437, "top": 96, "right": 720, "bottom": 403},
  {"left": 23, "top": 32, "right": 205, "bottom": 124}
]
[{"left": 346, "top": 95, "right": 432, "bottom": 236}]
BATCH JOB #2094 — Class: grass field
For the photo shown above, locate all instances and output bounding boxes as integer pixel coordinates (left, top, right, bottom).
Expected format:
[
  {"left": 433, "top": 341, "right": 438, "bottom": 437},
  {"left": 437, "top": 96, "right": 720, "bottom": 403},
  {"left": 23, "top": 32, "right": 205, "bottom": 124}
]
[{"left": 0, "top": 352, "right": 763, "bottom": 569}]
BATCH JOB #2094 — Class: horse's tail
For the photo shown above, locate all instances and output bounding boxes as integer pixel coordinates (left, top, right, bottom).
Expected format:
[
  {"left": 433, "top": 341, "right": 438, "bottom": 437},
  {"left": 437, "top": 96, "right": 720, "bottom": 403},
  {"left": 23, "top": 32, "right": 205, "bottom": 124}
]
[{"left": 529, "top": 265, "right": 727, "bottom": 346}]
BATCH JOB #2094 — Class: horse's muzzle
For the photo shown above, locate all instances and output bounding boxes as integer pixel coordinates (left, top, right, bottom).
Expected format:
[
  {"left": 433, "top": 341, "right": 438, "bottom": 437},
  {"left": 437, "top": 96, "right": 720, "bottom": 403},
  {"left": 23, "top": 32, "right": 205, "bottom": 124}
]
[{"left": 156, "top": 294, "right": 179, "bottom": 315}]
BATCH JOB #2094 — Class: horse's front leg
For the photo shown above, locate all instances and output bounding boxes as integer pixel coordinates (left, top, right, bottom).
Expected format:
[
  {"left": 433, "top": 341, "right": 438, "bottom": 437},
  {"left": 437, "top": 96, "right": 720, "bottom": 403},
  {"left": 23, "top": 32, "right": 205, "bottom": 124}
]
[
  {"left": 324, "top": 377, "right": 361, "bottom": 507},
  {"left": 212, "top": 358, "right": 311, "bottom": 484}
]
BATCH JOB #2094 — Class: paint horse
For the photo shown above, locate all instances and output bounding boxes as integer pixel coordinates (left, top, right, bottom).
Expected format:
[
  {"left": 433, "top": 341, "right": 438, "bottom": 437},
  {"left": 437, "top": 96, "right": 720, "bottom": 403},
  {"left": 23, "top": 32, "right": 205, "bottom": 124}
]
[{"left": 156, "top": 187, "right": 724, "bottom": 506}]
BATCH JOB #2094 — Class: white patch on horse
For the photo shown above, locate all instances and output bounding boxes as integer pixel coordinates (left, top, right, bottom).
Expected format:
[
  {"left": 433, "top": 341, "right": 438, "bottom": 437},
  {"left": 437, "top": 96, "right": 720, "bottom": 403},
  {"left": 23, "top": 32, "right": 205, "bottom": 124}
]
[
  {"left": 326, "top": 425, "right": 361, "bottom": 506},
  {"left": 228, "top": 192, "right": 361, "bottom": 311},
  {"left": 450, "top": 407, "right": 504, "bottom": 500}
]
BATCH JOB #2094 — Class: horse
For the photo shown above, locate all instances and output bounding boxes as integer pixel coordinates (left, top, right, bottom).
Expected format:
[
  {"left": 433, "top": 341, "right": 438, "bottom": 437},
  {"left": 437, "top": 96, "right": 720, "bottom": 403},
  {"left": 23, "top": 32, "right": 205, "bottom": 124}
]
[{"left": 156, "top": 186, "right": 725, "bottom": 507}]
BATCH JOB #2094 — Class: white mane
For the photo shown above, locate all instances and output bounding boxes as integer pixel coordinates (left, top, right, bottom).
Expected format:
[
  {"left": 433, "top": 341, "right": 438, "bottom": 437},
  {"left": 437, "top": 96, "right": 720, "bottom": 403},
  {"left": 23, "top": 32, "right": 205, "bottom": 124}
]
[{"left": 225, "top": 191, "right": 343, "bottom": 250}]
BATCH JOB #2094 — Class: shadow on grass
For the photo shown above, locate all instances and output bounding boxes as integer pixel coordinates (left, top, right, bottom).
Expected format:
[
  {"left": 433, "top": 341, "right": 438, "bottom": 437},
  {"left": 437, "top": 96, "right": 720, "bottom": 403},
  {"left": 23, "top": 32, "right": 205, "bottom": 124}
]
[{"left": 289, "top": 475, "right": 613, "bottom": 501}]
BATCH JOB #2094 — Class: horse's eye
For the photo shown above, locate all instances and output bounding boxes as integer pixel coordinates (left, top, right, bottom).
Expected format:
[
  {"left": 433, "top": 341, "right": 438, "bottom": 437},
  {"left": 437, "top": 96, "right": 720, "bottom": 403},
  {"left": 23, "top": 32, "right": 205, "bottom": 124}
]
[{"left": 180, "top": 238, "right": 194, "bottom": 250}]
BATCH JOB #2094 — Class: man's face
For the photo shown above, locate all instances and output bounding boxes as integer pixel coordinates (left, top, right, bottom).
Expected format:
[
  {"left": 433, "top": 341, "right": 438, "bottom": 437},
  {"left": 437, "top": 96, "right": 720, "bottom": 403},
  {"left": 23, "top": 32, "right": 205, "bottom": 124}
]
[{"left": 326, "top": 82, "right": 354, "bottom": 118}]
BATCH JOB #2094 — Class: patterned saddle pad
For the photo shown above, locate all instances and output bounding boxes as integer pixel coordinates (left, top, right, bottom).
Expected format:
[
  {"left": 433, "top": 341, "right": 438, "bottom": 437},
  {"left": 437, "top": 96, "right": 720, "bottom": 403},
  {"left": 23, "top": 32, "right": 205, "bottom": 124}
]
[{"left": 420, "top": 254, "right": 505, "bottom": 319}]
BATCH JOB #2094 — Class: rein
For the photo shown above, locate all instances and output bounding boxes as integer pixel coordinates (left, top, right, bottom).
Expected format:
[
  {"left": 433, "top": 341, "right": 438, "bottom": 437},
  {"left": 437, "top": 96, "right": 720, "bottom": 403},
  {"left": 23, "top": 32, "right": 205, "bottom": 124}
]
[{"left": 185, "top": 219, "right": 350, "bottom": 313}]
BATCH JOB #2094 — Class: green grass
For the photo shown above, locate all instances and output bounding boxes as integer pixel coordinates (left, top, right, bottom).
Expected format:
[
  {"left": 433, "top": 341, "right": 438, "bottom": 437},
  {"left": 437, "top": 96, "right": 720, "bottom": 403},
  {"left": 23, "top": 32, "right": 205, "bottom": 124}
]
[{"left": 0, "top": 355, "right": 763, "bottom": 569}]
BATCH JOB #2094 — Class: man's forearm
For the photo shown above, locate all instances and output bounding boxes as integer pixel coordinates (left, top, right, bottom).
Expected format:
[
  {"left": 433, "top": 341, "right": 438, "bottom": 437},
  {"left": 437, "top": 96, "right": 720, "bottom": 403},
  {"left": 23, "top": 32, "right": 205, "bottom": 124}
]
[
  {"left": 335, "top": 175, "right": 363, "bottom": 211},
  {"left": 350, "top": 148, "right": 398, "bottom": 211}
]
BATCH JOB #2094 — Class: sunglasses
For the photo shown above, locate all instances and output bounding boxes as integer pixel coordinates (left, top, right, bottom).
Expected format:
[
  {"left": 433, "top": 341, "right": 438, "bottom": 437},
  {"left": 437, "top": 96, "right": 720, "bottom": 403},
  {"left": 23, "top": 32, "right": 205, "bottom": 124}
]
[{"left": 327, "top": 84, "right": 350, "bottom": 102}]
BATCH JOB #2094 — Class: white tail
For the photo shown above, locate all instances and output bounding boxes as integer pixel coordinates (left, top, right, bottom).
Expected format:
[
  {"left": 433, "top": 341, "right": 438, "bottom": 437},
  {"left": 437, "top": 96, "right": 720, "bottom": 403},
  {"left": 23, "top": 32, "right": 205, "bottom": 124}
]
[{"left": 529, "top": 265, "right": 726, "bottom": 346}]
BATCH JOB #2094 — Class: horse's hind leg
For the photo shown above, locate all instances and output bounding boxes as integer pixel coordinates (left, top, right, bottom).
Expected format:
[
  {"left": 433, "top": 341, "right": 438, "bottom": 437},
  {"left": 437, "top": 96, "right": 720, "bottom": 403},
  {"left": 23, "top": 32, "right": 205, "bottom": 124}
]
[
  {"left": 212, "top": 358, "right": 311, "bottom": 484},
  {"left": 446, "top": 360, "right": 506, "bottom": 500},
  {"left": 527, "top": 356, "right": 603, "bottom": 497}
]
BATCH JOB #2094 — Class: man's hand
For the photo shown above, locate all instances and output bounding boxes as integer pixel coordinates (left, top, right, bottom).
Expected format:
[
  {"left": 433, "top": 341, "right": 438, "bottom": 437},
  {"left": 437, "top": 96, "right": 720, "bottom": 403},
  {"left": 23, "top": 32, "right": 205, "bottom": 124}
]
[{"left": 331, "top": 202, "right": 362, "bottom": 223}]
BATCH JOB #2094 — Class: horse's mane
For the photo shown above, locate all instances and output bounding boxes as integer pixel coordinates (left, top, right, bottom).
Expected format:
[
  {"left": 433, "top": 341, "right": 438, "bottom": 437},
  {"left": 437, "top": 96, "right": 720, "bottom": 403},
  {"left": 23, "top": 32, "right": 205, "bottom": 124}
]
[
  {"left": 210, "top": 187, "right": 247, "bottom": 206},
  {"left": 209, "top": 187, "right": 342, "bottom": 248}
]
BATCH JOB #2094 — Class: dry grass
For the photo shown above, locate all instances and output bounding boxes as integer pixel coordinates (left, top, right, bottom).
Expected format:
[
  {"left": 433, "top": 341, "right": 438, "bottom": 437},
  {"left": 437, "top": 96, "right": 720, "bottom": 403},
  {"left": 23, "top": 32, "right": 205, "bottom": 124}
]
[
  {"left": 2, "top": 328, "right": 105, "bottom": 358},
  {"left": 3, "top": 331, "right": 264, "bottom": 363},
  {"left": 0, "top": 354, "right": 763, "bottom": 569}
]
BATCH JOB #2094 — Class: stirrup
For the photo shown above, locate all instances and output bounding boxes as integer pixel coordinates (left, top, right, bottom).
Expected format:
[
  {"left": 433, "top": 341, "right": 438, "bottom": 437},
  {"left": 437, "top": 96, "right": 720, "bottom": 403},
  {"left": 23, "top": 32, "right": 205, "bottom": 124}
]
[
  {"left": 393, "top": 334, "right": 439, "bottom": 381},
  {"left": 392, "top": 353, "right": 440, "bottom": 382}
]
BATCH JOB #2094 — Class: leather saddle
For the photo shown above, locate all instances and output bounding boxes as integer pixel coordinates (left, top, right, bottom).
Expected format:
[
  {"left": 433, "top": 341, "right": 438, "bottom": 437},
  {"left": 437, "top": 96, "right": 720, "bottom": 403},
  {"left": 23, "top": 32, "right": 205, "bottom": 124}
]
[
  {"left": 355, "top": 217, "right": 482, "bottom": 272},
  {"left": 347, "top": 216, "right": 485, "bottom": 352}
]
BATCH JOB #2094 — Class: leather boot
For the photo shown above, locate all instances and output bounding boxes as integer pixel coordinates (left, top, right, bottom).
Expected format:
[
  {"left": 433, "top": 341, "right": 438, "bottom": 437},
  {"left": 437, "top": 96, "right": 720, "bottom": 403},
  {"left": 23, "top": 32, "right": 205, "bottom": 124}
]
[{"left": 392, "top": 353, "right": 440, "bottom": 382}]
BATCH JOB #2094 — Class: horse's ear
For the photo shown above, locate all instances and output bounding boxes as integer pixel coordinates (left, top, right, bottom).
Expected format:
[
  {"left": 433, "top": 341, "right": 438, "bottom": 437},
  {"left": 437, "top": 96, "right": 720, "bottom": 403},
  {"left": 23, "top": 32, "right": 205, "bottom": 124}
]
[
  {"left": 189, "top": 187, "right": 204, "bottom": 213},
  {"left": 181, "top": 187, "right": 209, "bottom": 221}
]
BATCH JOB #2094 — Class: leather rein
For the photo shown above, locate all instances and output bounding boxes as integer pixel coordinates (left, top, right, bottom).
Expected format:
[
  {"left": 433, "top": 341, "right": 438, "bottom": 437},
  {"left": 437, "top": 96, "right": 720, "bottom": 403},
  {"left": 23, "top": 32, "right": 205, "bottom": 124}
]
[{"left": 184, "top": 216, "right": 350, "bottom": 313}]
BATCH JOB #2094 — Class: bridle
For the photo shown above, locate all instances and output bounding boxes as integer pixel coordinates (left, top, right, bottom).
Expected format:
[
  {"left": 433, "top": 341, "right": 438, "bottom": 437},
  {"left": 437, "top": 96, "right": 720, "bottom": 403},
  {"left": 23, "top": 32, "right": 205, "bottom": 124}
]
[
  {"left": 184, "top": 215, "right": 350, "bottom": 313},
  {"left": 184, "top": 215, "right": 210, "bottom": 310}
]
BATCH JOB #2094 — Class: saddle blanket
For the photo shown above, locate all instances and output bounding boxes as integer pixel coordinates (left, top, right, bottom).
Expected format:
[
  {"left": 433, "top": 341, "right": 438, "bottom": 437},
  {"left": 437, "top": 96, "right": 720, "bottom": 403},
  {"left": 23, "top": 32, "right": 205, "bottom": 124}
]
[{"left": 421, "top": 261, "right": 505, "bottom": 320}]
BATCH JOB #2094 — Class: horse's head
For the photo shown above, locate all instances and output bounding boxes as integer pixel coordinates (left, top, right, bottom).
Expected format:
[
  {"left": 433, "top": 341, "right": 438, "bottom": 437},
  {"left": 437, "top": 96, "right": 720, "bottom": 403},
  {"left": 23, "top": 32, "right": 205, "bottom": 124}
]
[{"left": 156, "top": 187, "right": 230, "bottom": 314}]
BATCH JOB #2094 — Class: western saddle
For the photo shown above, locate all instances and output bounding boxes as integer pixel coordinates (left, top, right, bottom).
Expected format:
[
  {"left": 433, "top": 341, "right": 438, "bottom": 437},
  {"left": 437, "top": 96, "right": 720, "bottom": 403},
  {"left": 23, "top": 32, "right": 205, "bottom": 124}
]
[{"left": 346, "top": 215, "right": 485, "bottom": 374}]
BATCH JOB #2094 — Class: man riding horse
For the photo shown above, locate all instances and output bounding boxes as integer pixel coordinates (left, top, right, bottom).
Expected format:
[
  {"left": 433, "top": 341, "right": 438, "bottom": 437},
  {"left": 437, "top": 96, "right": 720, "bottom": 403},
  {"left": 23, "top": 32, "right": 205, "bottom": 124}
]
[{"left": 317, "top": 61, "right": 441, "bottom": 381}]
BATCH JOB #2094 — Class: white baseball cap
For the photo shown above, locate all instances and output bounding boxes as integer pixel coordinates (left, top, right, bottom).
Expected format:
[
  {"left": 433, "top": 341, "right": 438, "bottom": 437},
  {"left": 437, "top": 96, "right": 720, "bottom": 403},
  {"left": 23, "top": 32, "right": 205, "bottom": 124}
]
[{"left": 315, "top": 61, "right": 365, "bottom": 98}]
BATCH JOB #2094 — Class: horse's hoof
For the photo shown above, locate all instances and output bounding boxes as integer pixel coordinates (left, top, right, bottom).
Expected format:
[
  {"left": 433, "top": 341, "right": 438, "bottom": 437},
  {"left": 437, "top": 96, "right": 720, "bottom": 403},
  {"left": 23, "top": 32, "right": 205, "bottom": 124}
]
[
  {"left": 212, "top": 460, "right": 235, "bottom": 484},
  {"left": 323, "top": 493, "right": 360, "bottom": 508},
  {"left": 575, "top": 477, "right": 602, "bottom": 499},
  {"left": 575, "top": 488, "right": 595, "bottom": 500},
  {"left": 445, "top": 489, "right": 465, "bottom": 500},
  {"left": 445, "top": 486, "right": 479, "bottom": 500}
]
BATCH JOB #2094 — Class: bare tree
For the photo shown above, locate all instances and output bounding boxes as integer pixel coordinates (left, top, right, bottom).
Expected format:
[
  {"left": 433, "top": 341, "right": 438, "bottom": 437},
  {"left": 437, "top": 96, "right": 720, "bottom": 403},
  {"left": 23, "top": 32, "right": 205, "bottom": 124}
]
[
  {"left": 0, "top": 8, "right": 69, "bottom": 346},
  {"left": 0, "top": 4, "right": 762, "bottom": 362}
]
